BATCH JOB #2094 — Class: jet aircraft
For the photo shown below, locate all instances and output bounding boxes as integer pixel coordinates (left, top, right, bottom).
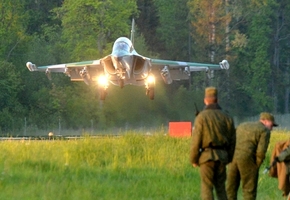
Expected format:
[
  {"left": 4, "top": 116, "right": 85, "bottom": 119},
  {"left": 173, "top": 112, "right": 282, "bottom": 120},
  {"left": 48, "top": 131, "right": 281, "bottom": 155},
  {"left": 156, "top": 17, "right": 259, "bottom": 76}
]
[{"left": 26, "top": 19, "right": 229, "bottom": 100}]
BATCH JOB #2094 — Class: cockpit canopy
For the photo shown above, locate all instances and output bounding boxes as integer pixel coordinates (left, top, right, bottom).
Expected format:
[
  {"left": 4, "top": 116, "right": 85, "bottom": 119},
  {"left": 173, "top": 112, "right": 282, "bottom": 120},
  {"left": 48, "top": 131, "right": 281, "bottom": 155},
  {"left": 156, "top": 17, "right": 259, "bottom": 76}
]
[{"left": 112, "top": 37, "right": 134, "bottom": 57}]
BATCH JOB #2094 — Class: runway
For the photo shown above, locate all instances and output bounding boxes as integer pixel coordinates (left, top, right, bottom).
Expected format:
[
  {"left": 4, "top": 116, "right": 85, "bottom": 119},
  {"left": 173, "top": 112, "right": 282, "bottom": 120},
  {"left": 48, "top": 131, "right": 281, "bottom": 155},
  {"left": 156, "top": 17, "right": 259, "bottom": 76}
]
[{"left": 0, "top": 134, "right": 121, "bottom": 141}]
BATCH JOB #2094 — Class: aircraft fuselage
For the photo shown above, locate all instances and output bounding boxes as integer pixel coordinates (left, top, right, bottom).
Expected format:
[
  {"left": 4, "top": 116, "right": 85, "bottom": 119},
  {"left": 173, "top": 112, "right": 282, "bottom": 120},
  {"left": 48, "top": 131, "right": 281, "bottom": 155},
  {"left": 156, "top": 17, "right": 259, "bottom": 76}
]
[{"left": 101, "top": 37, "right": 151, "bottom": 86}]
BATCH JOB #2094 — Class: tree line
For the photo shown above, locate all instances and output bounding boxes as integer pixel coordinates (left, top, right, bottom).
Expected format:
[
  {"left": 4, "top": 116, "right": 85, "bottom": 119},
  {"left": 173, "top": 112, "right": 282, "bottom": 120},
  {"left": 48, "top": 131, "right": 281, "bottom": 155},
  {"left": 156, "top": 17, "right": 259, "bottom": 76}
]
[{"left": 0, "top": 0, "right": 289, "bottom": 134}]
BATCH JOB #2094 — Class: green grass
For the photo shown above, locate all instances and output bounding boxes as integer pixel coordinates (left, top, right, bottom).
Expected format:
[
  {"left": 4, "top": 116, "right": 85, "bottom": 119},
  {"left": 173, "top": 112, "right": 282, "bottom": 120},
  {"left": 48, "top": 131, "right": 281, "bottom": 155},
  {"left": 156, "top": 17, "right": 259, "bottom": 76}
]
[{"left": 0, "top": 131, "right": 288, "bottom": 200}]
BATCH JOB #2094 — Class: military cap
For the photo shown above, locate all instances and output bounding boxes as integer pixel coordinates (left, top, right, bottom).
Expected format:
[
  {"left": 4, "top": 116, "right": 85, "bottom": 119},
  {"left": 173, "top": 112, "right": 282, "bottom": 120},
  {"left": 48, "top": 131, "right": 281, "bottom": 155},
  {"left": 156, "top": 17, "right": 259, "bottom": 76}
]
[
  {"left": 260, "top": 112, "right": 278, "bottom": 127},
  {"left": 205, "top": 87, "right": 217, "bottom": 98}
]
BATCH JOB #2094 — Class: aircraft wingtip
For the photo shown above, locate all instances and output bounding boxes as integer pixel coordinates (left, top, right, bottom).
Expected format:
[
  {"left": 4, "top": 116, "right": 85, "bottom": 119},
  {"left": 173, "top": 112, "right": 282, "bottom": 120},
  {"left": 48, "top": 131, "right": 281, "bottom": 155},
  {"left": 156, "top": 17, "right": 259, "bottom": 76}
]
[
  {"left": 26, "top": 62, "right": 37, "bottom": 71},
  {"left": 220, "top": 60, "right": 229, "bottom": 70}
]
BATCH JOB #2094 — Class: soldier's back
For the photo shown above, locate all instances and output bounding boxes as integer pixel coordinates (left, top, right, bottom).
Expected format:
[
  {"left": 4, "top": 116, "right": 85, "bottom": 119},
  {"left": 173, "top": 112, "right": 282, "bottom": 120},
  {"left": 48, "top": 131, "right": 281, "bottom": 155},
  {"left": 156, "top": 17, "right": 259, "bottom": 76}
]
[{"left": 234, "top": 121, "right": 267, "bottom": 157}]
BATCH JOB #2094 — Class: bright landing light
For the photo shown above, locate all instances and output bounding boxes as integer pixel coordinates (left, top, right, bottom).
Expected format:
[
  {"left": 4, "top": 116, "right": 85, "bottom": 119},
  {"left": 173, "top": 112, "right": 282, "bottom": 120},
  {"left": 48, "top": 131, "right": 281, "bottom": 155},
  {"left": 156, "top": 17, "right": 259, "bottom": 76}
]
[
  {"left": 147, "top": 75, "right": 155, "bottom": 84},
  {"left": 98, "top": 75, "right": 109, "bottom": 87}
]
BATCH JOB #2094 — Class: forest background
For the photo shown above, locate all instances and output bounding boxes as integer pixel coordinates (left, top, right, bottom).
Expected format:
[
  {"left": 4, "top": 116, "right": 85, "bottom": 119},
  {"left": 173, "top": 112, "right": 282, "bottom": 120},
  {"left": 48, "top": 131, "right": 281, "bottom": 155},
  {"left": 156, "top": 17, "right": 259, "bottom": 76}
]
[{"left": 1, "top": 0, "right": 290, "bottom": 135}]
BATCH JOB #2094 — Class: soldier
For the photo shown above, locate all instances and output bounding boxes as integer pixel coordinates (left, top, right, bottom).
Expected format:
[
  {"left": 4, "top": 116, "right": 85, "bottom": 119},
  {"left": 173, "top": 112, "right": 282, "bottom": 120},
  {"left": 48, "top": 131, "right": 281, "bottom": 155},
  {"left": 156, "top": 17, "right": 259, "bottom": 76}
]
[
  {"left": 276, "top": 144, "right": 290, "bottom": 163},
  {"left": 190, "top": 87, "right": 236, "bottom": 200},
  {"left": 268, "top": 140, "right": 290, "bottom": 198},
  {"left": 226, "top": 112, "right": 278, "bottom": 200}
]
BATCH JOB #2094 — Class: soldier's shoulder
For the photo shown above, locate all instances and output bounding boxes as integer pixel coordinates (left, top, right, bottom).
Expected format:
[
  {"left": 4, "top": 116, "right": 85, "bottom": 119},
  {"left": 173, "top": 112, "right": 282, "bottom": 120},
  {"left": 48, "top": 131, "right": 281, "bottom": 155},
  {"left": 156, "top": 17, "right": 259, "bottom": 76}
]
[
  {"left": 195, "top": 110, "right": 212, "bottom": 121},
  {"left": 221, "top": 110, "right": 234, "bottom": 120},
  {"left": 239, "top": 121, "right": 253, "bottom": 126},
  {"left": 195, "top": 110, "right": 206, "bottom": 121},
  {"left": 237, "top": 121, "right": 255, "bottom": 129},
  {"left": 237, "top": 121, "right": 266, "bottom": 132},
  {"left": 198, "top": 109, "right": 209, "bottom": 115}
]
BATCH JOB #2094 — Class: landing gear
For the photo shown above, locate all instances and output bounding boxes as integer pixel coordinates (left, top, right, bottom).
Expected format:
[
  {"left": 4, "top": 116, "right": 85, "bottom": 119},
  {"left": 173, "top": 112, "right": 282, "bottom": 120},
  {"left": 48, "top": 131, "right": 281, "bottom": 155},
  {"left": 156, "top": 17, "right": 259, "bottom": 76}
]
[
  {"left": 99, "top": 88, "right": 107, "bottom": 101},
  {"left": 146, "top": 87, "right": 154, "bottom": 100},
  {"left": 145, "top": 74, "right": 155, "bottom": 100},
  {"left": 119, "top": 79, "right": 124, "bottom": 88},
  {"left": 97, "top": 75, "right": 109, "bottom": 101}
]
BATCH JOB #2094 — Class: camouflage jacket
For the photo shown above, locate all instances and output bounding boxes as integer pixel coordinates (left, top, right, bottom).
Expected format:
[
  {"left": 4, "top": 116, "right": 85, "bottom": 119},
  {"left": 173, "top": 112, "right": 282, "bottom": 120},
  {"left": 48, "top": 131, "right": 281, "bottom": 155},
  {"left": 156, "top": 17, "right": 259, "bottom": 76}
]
[
  {"left": 233, "top": 121, "right": 270, "bottom": 167},
  {"left": 190, "top": 103, "right": 236, "bottom": 165}
]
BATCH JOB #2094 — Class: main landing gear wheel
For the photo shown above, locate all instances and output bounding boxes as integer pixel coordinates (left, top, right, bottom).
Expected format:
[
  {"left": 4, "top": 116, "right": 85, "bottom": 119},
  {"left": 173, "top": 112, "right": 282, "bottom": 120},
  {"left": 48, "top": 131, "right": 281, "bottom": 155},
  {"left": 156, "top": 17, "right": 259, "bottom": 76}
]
[
  {"left": 146, "top": 87, "right": 154, "bottom": 100},
  {"left": 99, "top": 88, "right": 107, "bottom": 100},
  {"left": 119, "top": 79, "right": 124, "bottom": 88}
]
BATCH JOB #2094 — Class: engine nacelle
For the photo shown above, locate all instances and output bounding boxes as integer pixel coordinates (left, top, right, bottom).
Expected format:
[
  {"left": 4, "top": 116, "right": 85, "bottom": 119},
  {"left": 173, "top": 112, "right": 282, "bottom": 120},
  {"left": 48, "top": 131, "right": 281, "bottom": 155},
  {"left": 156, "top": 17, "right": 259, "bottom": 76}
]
[
  {"left": 101, "top": 56, "right": 116, "bottom": 75},
  {"left": 160, "top": 66, "right": 173, "bottom": 84}
]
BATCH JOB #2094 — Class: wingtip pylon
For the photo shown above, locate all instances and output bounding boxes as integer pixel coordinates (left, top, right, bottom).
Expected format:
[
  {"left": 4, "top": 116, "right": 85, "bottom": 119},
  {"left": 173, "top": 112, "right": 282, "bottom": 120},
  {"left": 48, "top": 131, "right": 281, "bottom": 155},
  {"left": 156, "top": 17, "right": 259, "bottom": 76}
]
[
  {"left": 26, "top": 62, "right": 37, "bottom": 71},
  {"left": 219, "top": 60, "right": 230, "bottom": 70}
]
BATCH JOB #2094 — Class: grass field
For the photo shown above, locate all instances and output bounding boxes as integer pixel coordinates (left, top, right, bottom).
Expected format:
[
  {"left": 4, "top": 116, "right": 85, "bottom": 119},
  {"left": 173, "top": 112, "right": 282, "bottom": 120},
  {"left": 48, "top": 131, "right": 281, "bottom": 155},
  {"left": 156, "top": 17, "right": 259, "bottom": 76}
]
[{"left": 0, "top": 130, "right": 288, "bottom": 200}]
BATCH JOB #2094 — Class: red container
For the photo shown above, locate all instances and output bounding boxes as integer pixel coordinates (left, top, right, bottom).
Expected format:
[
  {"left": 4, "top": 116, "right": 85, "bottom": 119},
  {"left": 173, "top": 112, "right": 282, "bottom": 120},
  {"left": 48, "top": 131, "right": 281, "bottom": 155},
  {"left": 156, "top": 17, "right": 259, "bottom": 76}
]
[{"left": 169, "top": 122, "right": 192, "bottom": 137}]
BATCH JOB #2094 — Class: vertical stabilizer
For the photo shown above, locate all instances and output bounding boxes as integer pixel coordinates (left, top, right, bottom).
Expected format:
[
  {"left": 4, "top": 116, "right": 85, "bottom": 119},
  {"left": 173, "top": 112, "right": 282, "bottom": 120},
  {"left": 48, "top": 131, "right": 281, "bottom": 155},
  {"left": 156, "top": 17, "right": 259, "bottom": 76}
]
[{"left": 130, "top": 18, "right": 135, "bottom": 45}]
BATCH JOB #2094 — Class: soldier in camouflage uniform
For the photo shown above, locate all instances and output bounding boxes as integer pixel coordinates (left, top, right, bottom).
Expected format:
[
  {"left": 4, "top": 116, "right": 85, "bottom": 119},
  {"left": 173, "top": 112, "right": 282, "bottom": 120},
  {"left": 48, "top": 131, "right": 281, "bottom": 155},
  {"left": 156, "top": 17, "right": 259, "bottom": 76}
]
[
  {"left": 270, "top": 141, "right": 290, "bottom": 199},
  {"left": 226, "top": 112, "right": 278, "bottom": 200},
  {"left": 276, "top": 145, "right": 290, "bottom": 163},
  {"left": 190, "top": 87, "right": 236, "bottom": 200}
]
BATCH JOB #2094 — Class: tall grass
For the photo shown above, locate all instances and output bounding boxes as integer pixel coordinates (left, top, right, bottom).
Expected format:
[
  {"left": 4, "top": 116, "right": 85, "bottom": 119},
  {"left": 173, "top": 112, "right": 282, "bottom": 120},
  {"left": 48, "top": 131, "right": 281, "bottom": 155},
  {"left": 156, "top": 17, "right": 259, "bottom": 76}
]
[{"left": 0, "top": 130, "right": 288, "bottom": 200}]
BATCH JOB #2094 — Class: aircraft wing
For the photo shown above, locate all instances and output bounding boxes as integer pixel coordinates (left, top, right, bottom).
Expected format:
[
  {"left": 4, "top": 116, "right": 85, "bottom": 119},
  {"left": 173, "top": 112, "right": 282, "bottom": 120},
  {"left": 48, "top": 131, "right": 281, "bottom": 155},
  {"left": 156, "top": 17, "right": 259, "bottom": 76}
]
[
  {"left": 150, "top": 59, "right": 229, "bottom": 82},
  {"left": 26, "top": 60, "right": 101, "bottom": 72},
  {"left": 26, "top": 60, "right": 102, "bottom": 83}
]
